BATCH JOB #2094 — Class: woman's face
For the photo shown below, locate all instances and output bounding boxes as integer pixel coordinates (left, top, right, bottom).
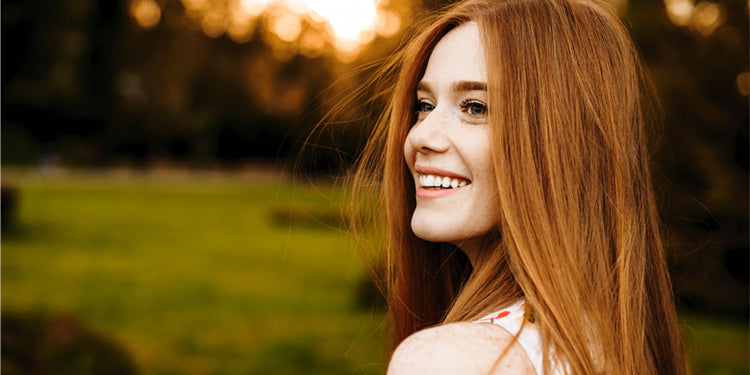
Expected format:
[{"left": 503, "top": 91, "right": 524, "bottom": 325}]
[{"left": 403, "top": 22, "right": 500, "bottom": 259}]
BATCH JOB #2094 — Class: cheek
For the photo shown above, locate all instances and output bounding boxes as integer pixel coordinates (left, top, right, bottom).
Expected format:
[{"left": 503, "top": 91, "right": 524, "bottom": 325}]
[
  {"left": 465, "top": 133, "right": 495, "bottom": 180},
  {"left": 480, "top": 143, "right": 500, "bottom": 222},
  {"left": 469, "top": 136, "right": 499, "bottom": 206},
  {"left": 403, "top": 134, "right": 415, "bottom": 167},
  {"left": 478, "top": 147, "right": 496, "bottom": 185}
]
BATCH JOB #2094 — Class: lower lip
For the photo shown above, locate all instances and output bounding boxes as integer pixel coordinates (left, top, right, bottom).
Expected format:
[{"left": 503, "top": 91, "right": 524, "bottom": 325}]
[{"left": 416, "top": 185, "right": 468, "bottom": 198}]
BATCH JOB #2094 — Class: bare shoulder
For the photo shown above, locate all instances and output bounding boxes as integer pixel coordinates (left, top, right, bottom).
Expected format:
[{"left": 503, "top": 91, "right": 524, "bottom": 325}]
[{"left": 387, "top": 322, "right": 536, "bottom": 375}]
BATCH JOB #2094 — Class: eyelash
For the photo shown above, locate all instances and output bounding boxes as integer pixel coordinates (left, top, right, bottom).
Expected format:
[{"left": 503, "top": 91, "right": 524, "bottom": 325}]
[
  {"left": 460, "top": 99, "right": 487, "bottom": 116},
  {"left": 412, "top": 99, "right": 488, "bottom": 119},
  {"left": 414, "top": 99, "right": 434, "bottom": 113}
]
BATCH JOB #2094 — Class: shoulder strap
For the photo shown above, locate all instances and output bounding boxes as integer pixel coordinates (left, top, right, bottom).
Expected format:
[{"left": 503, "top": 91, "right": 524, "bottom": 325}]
[{"left": 475, "top": 300, "right": 564, "bottom": 375}]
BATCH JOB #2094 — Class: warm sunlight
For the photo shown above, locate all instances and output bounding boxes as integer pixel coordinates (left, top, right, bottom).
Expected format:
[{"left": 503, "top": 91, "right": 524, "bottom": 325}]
[
  {"left": 692, "top": 2, "right": 725, "bottom": 36},
  {"left": 665, "top": 0, "right": 695, "bottom": 26},
  {"left": 664, "top": 0, "right": 726, "bottom": 36},
  {"left": 130, "top": 0, "right": 162, "bottom": 29},
  {"left": 126, "top": 0, "right": 404, "bottom": 60},
  {"left": 304, "top": 0, "right": 378, "bottom": 43}
]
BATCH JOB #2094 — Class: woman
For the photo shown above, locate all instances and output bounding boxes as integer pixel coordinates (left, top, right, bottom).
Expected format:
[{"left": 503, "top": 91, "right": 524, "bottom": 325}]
[{"left": 350, "top": 0, "right": 688, "bottom": 373}]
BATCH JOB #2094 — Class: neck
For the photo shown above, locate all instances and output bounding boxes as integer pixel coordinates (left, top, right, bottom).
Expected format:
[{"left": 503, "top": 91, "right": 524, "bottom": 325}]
[{"left": 451, "top": 230, "right": 501, "bottom": 268}]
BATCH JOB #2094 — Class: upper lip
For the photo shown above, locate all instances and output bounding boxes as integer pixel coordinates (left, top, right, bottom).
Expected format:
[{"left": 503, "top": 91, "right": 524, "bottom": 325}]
[{"left": 414, "top": 165, "right": 470, "bottom": 181}]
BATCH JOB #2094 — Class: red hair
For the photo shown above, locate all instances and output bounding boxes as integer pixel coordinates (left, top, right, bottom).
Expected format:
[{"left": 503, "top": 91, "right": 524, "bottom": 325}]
[{"left": 351, "top": 1, "right": 688, "bottom": 373}]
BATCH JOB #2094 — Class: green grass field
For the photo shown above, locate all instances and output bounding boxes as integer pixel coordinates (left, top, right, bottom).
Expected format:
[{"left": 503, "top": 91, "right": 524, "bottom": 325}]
[
  {"left": 2, "top": 169, "right": 747, "bottom": 374},
  {"left": 2, "top": 169, "right": 387, "bottom": 375}
]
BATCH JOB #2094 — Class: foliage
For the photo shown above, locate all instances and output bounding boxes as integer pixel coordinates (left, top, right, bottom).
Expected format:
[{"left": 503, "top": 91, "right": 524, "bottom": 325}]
[
  {"left": 2, "top": 311, "right": 138, "bottom": 375},
  {"left": 682, "top": 314, "right": 749, "bottom": 375}
]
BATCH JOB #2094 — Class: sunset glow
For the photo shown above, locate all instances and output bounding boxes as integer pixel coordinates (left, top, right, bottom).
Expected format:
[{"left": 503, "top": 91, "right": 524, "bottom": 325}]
[
  {"left": 127, "top": 0, "right": 402, "bottom": 60},
  {"left": 130, "top": 0, "right": 162, "bottom": 29},
  {"left": 692, "top": 2, "right": 725, "bottom": 36},
  {"left": 305, "top": 0, "right": 378, "bottom": 42},
  {"left": 664, "top": 0, "right": 726, "bottom": 36},
  {"left": 665, "top": 0, "right": 695, "bottom": 25}
]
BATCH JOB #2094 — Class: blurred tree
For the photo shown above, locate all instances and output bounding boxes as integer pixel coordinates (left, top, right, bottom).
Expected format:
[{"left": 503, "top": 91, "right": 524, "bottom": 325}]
[
  {"left": 1, "top": 0, "right": 407, "bottom": 169},
  {"left": 2, "top": 0, "right": 118, "bottom": 163},
  {"left": 628, "top": 0, "right": 749, "bottom": 317}
]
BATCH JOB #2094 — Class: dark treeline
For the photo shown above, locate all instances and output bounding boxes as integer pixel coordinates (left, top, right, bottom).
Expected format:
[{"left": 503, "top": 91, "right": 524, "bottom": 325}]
[{"left": 1, "top": 0, "right": 401, "bottom": 172}]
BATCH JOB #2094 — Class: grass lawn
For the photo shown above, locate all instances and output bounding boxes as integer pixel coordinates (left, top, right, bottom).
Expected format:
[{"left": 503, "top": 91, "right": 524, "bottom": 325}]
[
  {"left": 2, "top": 168, "right": 747, "bottom": 374},
  {"left": 2, "top": 168, "right": 387, "bottom": 375}
]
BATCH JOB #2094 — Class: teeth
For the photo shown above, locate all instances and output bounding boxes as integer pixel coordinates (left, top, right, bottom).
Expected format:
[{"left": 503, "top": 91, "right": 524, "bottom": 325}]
[
  {"left": 417, "top": 173, "right": 470, "bottom": 189},
  {"left": 426, "top": 175, "right": 435, "bottom": 186}
]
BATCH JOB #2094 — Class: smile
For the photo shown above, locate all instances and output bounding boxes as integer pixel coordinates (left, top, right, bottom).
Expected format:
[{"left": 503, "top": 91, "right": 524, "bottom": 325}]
[{"left": 418, "top": 173, "right": 470, "bottom": 189}]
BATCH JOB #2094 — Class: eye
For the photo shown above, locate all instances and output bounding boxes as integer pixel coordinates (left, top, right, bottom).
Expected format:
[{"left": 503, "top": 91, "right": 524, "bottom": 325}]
[
  {"left": 461, "top": 100, "right": 487, "bottom": 116},
  {"left": 416, "top": 99, "right": 435, "bottom": 113}
]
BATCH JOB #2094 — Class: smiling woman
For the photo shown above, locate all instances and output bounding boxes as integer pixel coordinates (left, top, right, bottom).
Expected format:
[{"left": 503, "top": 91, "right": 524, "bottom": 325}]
[
  {"left": 350, "top": 0, "right": 689, "bottom": 374},
  {"left": 404, "top": 23, "right": 499, "bottom": 263}
]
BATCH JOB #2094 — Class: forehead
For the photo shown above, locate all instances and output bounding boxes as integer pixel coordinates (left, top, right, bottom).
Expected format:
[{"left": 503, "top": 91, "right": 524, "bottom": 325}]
[{"left": 420, "top": 22, "right": 487, "bottom": 87}]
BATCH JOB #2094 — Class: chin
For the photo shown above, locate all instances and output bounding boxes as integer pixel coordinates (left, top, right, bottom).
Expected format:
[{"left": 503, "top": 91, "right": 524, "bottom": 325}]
[
  {"left": 411, "top": 217, "right": 463, "bottom": 243},
  {"left": 410, "top": 211, "right": 498, "bottom": 249}
]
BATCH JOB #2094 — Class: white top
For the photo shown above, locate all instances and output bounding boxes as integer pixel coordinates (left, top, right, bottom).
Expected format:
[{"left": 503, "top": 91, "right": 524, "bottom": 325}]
[{"left": 475, "top": 300, "right": 565, "bottom": 375}]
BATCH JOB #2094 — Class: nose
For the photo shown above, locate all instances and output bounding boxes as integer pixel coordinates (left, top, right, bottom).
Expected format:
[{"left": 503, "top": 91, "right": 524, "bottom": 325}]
[{"left": 405, "top": 110, "right": 450, "bottom": 154}]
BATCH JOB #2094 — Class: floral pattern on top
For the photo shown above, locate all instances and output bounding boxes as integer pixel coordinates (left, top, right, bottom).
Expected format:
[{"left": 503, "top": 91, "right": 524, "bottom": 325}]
[
  {"left": 477, "top": 310, "right": 510, "bottom": 323},
  {"left": 474, "top": 299, "right": 565, "bottom": 375}
]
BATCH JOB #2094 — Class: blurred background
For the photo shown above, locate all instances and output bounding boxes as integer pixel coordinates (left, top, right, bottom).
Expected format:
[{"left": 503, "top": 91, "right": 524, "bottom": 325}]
[{"left": 1, "top": 0, "right": 747, "bottom": 374}]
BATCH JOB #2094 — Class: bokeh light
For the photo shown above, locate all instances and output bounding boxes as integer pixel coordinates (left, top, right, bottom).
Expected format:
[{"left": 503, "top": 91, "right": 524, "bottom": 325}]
[
  {"left": 692, "top": 2, "right": 726, "bottom": 36},
  {"left": 201, "top": 11, "right": 226, "bottom": 38},
  {"left": 376, "top": 9, "right": 401, "bottom": 37},
  {"left": 270, "top": 12, "right": 302, "bottom": 42},
  {"left": 306, "top": 0, "right": 377, "bottom": 43},
  {"left": 241, "top": 0, "right": 274, "bottom": 15},
  {"left": 664, "top": 0, "right": 727, "bottom": 36},
  {"left": 128, "top": 0, "right": 402, "bottom": 61},
  {"left": 737, "top": 72, "right": 750, "bottom": 96},
  {"left": 665, "top": 0, "right": 695, "bottom": 26},
  {"left": 228, "top": 9, "right": 256, "bottom": 43},
  {"left": 130, "top": 0, "right": 162, "bottom": 29}
]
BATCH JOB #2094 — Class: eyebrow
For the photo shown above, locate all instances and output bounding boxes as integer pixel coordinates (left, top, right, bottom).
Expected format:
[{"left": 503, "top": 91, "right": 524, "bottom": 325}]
[{"left": 416, "top": 80, "right": 487, "bottom": 92}]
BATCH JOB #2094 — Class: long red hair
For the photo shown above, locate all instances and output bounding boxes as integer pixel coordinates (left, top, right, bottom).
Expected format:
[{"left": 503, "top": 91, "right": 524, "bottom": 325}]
[{"left": 351, "top": 0, "right": 688, "bottom": 373}]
